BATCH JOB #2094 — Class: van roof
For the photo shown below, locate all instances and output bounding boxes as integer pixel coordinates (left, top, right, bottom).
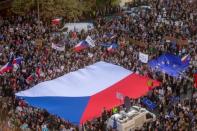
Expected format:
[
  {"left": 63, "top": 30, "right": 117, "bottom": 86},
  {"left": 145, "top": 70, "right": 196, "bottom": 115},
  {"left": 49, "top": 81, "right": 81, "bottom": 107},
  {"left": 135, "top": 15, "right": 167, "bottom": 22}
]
[{"left": 110, "top": 106, "right": 148, "bottom": 121}]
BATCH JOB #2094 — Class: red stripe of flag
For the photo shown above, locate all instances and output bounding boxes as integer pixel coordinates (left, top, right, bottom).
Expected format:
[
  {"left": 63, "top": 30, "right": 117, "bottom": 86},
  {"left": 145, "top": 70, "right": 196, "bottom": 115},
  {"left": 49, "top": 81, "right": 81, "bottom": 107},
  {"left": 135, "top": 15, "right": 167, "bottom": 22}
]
[{"left": 194, "top": 72, "right": 197, "bottom": 88}]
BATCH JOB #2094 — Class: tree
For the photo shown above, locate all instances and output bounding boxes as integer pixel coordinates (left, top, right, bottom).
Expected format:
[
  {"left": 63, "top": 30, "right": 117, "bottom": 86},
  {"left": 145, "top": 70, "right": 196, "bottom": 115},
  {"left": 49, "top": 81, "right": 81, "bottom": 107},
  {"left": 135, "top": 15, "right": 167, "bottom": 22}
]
[
  {"left": 11, "top": 0, "right": 120, "bottom": 20},
  {"left": 96, "top": 0, "right": 120, "bottom": 8},
  {"left": 40, "top": 0, "right": 85, "bottom": 20},
  {"left": 11, "top": 0, "right": 87, "bottom": 20},
  {"left": 94, "top": 0, "right": 120, "bottom": 15},
  {"left": 110, "top": 0, "right": 120, "bottom": 7},
  {"left": 11, "top": 0, "right": 35, "bottom": 15}
]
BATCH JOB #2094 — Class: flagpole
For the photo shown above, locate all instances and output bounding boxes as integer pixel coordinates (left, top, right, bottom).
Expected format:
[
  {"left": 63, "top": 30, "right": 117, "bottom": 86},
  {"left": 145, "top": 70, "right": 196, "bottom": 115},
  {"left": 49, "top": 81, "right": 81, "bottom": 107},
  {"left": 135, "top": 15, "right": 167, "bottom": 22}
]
[{"left": 37, "top": 0, "right": 40, "bottom": 32}]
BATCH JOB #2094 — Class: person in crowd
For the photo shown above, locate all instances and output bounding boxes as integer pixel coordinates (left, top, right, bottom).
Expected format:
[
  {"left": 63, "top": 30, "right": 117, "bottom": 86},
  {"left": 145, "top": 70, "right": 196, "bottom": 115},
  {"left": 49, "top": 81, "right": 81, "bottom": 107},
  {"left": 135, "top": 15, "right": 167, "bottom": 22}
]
[{"left": 0, "top": 0, "right": 197, "bottom": 130}]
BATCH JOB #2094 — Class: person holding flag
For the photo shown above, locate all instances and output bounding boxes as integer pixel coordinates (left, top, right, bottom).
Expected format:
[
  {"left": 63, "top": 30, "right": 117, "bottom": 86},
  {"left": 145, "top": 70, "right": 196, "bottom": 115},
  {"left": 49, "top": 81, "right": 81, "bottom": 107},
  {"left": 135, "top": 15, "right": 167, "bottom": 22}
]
[
  {"left": 181, "top": 54, "right": 190, "bottom": 64},
  {"left": 26, "top": 73, "right": 37, "bottom": 84},
  {"left": 0, "top": 62, "right": 13, "bottom": 75},
  {"left": 13, "top": 56, "right": 23, "bottom": 71},
  {"left": 194, "top": 71, "right": 197, "bottom": 88}
]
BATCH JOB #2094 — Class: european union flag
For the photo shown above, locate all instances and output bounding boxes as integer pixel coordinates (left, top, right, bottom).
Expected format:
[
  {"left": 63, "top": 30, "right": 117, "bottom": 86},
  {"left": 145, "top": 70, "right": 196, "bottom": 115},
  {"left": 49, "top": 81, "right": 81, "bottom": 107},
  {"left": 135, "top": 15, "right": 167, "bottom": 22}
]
[
  {"left": 148, "top": 53, "right": 190, "bottom": 77},
  {"left": 142, "top": 98, "right": 157, "bottom": 110}
]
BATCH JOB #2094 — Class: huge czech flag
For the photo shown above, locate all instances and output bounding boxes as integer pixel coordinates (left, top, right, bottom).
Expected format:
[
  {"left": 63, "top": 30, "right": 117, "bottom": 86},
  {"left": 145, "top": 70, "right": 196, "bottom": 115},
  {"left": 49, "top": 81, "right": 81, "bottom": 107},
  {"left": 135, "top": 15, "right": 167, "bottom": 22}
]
[{"left": 15, "top": 62, "right": 159, "bottom": 124}]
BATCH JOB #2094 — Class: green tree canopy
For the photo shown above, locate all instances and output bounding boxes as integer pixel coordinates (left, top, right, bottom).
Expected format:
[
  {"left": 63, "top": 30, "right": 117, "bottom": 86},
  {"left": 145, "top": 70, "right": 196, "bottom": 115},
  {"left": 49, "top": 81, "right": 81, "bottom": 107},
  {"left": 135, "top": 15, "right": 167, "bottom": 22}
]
[
  {"left": 11, "top": 0, "right": 35, "bottom": 15},
  {"left": 11, "top": 0, "right": 120, "bottom": 20}
]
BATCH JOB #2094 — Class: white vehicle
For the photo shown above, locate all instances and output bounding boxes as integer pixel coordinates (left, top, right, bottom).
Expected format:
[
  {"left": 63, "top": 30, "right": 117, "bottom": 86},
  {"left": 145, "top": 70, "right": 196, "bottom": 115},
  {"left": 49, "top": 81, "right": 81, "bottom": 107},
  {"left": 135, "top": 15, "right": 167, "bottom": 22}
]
[
  {"left": 123, "top": 5, "right": 151, "bottom": 17},
  {"left": 107, "top": 106, "right": 156, "bottom": 131},
  {"left": 140, "top": 6, "right": 152, "bottom": 10},
  {"left": 60, "top": 22, "right": 94, "bottom": 32}
]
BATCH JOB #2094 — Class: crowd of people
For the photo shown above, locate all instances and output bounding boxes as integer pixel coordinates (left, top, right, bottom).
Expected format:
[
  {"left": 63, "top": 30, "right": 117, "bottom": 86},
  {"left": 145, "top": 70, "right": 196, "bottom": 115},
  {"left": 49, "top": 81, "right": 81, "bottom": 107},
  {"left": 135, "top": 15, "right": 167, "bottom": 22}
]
[{"left": 0, "top": 0, "right": 197, "bottom": 130}]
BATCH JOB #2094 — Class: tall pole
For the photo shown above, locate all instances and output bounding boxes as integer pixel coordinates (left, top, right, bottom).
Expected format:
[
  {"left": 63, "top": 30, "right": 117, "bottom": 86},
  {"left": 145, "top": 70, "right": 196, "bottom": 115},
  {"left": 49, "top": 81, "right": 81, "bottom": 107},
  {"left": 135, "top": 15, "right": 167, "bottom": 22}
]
[{"left": 37, "top": 0, "right": 40, "bottom": 32}]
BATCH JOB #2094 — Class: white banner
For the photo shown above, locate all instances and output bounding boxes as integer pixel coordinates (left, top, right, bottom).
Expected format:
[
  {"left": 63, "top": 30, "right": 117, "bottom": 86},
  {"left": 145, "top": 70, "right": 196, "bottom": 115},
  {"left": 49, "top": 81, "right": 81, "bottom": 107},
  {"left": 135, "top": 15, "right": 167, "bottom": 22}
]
[
  {"left": 88, "top": 53, "right": 93, "bottom": 58},
  {"left": 139, "top": 52, "right": 148, "bottom": 63},
  {"left": 85, "top": 36, "right": 95, "bottom": 47},
  {"left": 51, "top": 43, "right": 65, "bottom": 51}
]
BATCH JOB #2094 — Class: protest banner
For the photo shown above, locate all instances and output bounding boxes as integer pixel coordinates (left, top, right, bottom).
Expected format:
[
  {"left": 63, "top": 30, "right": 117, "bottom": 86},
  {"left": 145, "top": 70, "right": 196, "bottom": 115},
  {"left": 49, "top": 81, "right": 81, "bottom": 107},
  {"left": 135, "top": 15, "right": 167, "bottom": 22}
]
[
  {"left": 85, "top": 36, "right": 95, "bottom": 47},
  {"left": 139, "top": 52, "right": 149, "bottom": 63},
  {"left": 51, "top": 43, "right": 65, "bottom": 51}
]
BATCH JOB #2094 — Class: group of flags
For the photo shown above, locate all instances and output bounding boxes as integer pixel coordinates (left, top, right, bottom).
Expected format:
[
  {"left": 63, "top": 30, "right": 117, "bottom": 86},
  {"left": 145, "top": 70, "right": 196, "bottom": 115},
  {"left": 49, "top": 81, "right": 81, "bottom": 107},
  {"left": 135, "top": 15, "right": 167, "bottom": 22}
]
[
  {"left": 73, "top": 35, "right": 95, "bottom": 52},
  {"left": 51, "top": 21, "right": 119, "bottom": 52},
  {"left": 0, "top": 57, "right": 23, "bottom": 75},
  {"left": 0, "top": 55, "right": 43, "bottom": 85},
  {"left": 74, "top": 42, "right": 118, "bottom": 53},
  {"left": 73, "top": 33, "right": 118, "bottom": 53}
]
